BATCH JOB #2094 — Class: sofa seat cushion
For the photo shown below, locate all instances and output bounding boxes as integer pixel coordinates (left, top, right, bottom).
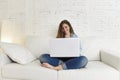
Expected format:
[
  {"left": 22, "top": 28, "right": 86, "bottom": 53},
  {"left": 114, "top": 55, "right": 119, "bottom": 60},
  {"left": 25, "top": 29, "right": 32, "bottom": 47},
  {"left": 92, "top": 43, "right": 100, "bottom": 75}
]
[
  {"left": 2, "top": 60, "right": 57, "bottom": 80},
  {"left": 58, "top": 61, "right": 119, "bottom": 80}
]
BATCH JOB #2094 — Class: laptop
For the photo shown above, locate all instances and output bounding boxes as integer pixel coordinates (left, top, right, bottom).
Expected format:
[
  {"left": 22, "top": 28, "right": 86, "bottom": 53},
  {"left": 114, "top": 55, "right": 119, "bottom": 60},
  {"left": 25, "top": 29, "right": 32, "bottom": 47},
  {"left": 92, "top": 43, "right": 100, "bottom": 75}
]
[{"left": 49, "top": 38, "right": 80, "bottom": 57}]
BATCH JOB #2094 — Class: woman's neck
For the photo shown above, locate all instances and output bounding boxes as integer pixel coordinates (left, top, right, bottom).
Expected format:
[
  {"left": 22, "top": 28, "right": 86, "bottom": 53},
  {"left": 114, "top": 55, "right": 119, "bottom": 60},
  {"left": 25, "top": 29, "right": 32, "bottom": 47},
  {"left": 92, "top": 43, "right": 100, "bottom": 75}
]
[{"left": 65, "top": 34, "right": 71, "bottom": 38}]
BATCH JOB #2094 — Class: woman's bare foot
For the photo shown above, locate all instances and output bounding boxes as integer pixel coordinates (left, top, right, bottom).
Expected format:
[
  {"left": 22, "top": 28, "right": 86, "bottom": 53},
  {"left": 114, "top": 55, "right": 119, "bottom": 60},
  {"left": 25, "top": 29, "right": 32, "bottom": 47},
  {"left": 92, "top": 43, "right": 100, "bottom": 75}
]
[
  {"left": 41, "top": 63, "right": 63, "bottom": 71},
  {"left": 54, "top": 65, "right": 63, "bottom": 71},
  {"left": 41, "top": 63, "right": 54, "bottom": 69}
]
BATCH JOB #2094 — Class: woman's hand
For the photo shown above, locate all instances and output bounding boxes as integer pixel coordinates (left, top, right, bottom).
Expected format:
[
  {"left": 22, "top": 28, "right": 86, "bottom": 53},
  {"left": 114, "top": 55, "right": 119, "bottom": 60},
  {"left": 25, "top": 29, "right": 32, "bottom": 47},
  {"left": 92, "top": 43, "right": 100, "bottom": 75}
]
[{"left": 65, "top": 30, "right": 70, "bottom": 38}]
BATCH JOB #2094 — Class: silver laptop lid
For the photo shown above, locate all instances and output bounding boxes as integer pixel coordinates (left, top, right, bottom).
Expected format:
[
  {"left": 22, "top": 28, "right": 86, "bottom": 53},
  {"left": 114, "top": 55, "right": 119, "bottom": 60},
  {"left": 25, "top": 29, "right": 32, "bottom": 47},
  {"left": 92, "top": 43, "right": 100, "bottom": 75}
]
[{"left": 49, "top": 38, "right": 80, "bottom": 57}]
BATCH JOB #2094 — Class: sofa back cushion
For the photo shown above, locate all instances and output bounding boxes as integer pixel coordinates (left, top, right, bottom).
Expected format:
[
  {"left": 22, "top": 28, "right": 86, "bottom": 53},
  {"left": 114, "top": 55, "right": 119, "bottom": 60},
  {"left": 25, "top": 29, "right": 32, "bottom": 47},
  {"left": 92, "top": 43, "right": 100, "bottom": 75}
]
[
  {"left": 25, "top": 35, "right": 105, "bottom": 61},
  {"left": 80, "top": 37, "right": 102, "bottom": 61},
  {"left": 25, "top": 32, "right": 120, "bottom": 61},
  {"left": 25, "top": 36, "right": 52, "bottom": 58}
]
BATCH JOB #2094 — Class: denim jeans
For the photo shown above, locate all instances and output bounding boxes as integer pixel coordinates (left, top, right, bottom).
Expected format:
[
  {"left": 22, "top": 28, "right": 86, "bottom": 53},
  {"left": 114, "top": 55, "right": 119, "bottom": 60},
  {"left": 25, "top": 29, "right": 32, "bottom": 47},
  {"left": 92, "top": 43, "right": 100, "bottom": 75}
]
[{"left": 39, "top": 54, "right": 88, "bottom": 70}]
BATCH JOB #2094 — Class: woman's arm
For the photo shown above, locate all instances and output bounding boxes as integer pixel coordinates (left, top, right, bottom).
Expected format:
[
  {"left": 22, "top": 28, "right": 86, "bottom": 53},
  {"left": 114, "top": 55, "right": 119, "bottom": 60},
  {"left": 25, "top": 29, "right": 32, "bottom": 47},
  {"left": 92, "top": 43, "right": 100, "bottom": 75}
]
[{"left": 71, "top": 34, "right": 78, "bottom": 38}]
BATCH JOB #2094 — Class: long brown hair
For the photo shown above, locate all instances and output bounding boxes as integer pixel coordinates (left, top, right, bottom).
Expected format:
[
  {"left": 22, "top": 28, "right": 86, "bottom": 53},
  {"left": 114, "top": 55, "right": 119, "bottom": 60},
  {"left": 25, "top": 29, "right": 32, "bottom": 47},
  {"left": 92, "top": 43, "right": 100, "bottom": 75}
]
[{"left": 56, "top": 20, "right": 75, "bottom": 38}]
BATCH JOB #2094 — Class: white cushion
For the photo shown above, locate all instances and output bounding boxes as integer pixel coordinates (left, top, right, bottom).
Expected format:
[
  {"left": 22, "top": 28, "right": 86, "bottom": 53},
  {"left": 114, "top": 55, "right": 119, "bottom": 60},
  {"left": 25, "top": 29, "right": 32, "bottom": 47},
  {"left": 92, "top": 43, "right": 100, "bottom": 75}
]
[
  {"left": 25, "top": 36, "right": 51, "bottom": 58},
  {"left": 2, "top": 60, "right": 57, "bottom": 80},
  {"left": 25, "top": 36, "right": 120, "bottom": 61},
  {"left": 58, "top": 61, "right": 119, "bottom": 80},
  {"left": 80, "top": 37, "right": 103, "bottom": 60},
  {"left": 0, "top": 42, "right": 36, "bottom": 64},
  {"left": 2, "top": 61, "right": 119, "bottom": 80},
  {"left": 25, "top": 36, "right": 102, "bottom": 60}
]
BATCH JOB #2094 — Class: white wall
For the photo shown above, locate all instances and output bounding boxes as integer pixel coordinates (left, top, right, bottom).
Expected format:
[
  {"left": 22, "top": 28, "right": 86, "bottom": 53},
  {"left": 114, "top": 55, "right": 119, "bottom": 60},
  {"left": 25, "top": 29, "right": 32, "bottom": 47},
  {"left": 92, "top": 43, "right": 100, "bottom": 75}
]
[
  {"left": 0, "top": 0, "right": 120, "bottom": 57},
  {"left": 1, "top": 20, "right": 25, "bottom": 44},
  {"left": 0, "top": 0, "right": 120, "bottom": 38},
  {"left": 0, "top": 0, "right": 8, "bottom": 20}
]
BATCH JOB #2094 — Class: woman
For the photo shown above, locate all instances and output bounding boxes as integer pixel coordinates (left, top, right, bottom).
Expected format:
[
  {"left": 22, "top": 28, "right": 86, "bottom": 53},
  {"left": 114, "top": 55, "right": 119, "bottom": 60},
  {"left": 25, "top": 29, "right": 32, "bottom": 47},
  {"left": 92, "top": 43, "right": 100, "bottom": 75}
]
[{"left": 39, "top": 20, "right": 88, "bottom": 70}]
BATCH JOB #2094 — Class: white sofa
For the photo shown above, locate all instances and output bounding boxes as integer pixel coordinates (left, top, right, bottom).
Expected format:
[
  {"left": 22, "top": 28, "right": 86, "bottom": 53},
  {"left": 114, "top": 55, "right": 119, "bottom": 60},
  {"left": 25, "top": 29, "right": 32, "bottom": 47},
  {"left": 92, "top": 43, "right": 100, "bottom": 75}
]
[{"left": 0, "top": 36, "right": 120, "bottom": 80}]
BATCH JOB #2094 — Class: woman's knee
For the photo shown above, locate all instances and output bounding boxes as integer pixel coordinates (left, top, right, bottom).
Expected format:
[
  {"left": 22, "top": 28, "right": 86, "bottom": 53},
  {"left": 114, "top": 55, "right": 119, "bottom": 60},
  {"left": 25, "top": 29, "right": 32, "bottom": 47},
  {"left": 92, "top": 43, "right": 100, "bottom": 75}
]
[
  {"left": 79, "top": 56, "right": 88, "bottom": 67},
  {"left": 39, "top": 54, "right": 50, "bottom": 63},
  {"left": 40, "top": 54, "right": 50, "bottom": 58}
]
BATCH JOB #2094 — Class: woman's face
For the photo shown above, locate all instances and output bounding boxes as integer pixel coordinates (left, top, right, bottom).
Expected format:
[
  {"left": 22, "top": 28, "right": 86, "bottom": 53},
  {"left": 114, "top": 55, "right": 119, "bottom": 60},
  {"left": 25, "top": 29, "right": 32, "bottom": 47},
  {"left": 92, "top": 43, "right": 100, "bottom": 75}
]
[{"left": 62, "top": 23, "right": 70, "bottom": 33}]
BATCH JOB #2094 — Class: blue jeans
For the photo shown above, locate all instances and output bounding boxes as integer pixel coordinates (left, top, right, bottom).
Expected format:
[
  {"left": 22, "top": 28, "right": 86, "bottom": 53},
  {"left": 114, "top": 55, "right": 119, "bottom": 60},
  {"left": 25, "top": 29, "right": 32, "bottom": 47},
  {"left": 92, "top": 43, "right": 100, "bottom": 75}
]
[{"left": 39, "top": 54, "right": 88, "bottom": 70}]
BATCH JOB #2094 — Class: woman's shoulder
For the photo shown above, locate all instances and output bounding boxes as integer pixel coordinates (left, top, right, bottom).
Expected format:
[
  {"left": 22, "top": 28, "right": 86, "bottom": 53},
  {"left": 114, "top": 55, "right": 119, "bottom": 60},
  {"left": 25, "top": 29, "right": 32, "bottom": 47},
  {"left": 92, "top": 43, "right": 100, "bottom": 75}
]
[{"left": 71, "top": 34, "right": 78, "bottom": 38}]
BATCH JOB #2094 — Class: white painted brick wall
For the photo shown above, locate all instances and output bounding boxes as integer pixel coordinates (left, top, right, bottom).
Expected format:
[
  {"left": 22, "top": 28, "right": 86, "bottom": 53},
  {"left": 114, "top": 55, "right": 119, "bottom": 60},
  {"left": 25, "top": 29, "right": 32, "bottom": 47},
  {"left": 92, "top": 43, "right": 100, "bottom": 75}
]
[
  {"left": 0, "top": 0, "right": 120, "bottom": 38},
  {"left": 0, "top": 0, "right": 120, "bottom": 61},
  {"left": 0, "top": 0, "right": 8, "bottom": 20}
]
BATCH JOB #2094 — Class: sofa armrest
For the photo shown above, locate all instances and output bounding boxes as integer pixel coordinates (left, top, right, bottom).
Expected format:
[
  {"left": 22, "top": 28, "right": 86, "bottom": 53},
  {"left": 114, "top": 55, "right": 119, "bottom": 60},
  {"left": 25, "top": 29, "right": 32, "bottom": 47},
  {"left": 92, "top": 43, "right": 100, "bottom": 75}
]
[
  {"left": 0, "top": 53, "right": 12, "bottom": 66},
  {"left": 0, "top": 53, "right": 12, "bottom": 80},
  {"left": 100, "top": 49, "right": 120, "bottom": 71}
]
